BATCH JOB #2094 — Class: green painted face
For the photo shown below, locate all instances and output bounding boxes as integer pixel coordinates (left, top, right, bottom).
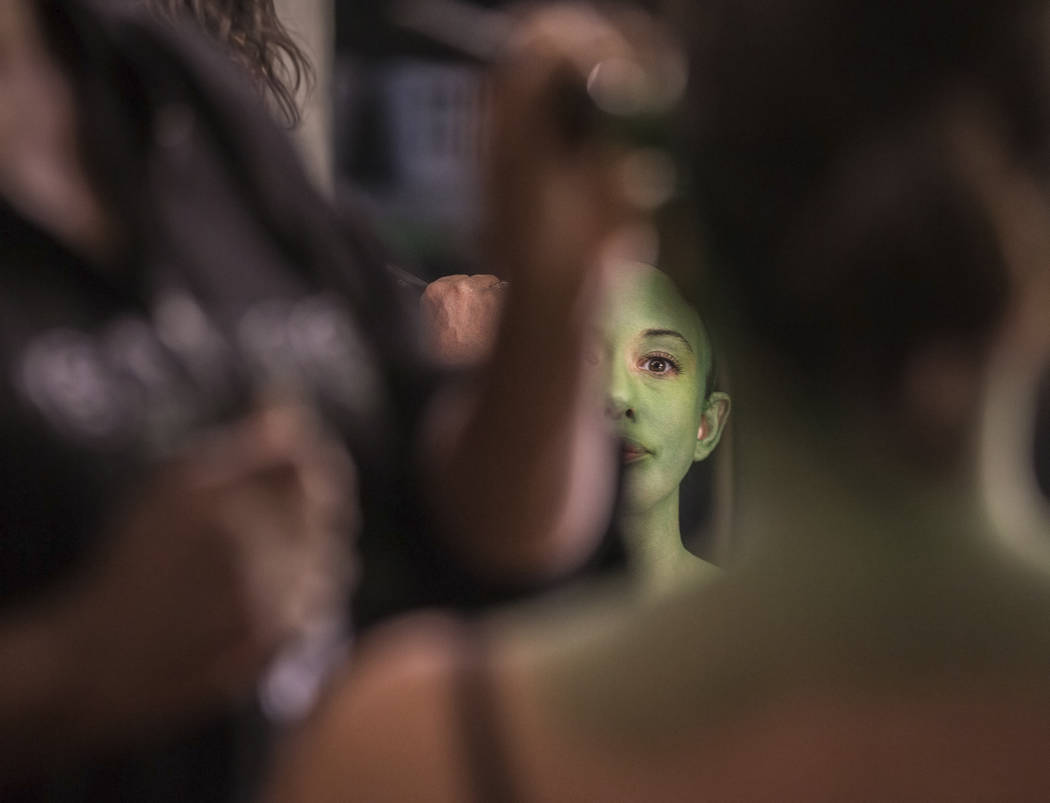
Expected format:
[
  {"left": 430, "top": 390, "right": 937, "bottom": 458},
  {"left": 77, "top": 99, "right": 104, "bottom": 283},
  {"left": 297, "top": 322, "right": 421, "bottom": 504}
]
[{"left": 596, "top": 263, "right": 730, "bottom": 514}]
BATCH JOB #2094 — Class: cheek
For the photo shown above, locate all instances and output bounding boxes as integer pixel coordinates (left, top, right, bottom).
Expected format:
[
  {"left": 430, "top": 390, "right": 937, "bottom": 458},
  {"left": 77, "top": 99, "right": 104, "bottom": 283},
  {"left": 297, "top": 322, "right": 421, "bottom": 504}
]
[
  {"left": 650, "top": 411, "right": 702, "bottom": 476},
  {"left": 649, "top": 392, "right": 702, "bottom": 447}
]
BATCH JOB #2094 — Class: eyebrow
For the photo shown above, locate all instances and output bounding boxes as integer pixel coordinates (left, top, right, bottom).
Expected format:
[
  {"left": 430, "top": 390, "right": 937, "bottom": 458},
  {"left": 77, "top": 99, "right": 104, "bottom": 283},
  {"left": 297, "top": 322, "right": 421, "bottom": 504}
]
[{"left": 641, "top": 329, "right": 694, "bottom": 354}]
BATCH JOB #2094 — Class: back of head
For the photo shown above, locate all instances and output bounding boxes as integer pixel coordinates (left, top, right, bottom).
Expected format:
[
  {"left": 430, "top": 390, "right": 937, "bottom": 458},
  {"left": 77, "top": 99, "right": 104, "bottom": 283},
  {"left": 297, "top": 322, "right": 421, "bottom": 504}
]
[
  {"left": 679, "top": 0, "right": 1050, "bottom": 457},
  {"left": 138, "top": 0, "right": 312, "bottom": 125}
]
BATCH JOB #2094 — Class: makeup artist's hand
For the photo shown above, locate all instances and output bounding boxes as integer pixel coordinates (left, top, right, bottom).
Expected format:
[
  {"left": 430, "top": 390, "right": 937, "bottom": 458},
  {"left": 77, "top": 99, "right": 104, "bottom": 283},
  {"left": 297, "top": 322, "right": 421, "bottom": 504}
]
[
  {"left": 57, "top": 401, "right": 355, "bottom": 739},
  {"left": 421, "top": 274, "right": 508, "bottom": 368},
  {"left": 484, "top": 3, "right": 683, "bottom": 289}
]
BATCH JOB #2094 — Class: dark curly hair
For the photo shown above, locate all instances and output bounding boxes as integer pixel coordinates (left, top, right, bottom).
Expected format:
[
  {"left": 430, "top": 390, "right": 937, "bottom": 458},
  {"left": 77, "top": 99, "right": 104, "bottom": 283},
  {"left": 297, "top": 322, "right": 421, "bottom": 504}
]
[{"left": 140, "top": 0, "right": 314, "bottom": 126}]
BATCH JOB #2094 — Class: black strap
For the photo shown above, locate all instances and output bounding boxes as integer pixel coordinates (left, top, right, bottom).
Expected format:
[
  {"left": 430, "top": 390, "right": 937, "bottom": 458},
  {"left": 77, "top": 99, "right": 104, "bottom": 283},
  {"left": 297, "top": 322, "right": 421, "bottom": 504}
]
[{"left": 457, "top": 628, "right": 521, "bottom": 803}]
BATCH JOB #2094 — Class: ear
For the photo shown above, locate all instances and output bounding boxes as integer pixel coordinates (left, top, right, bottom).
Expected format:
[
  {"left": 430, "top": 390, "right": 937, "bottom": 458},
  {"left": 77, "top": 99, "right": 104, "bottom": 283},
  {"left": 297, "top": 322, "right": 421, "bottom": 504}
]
[{"left": 694, "top": 391, "right": 731, "bottom": 462}]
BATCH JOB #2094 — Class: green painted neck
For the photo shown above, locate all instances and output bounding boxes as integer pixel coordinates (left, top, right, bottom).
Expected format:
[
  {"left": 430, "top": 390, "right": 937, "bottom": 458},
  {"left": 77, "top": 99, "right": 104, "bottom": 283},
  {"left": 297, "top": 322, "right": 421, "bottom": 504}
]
[{"left": 619, "top": 488, "right": 717, "bottom": 593}]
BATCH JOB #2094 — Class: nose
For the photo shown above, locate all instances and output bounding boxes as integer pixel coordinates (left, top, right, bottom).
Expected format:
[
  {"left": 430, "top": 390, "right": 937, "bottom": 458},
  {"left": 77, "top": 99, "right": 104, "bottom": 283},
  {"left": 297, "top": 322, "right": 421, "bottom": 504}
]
[
  {"left": 604, "top": 363, "right": 635, "bottom": 421},
  {"left": 605, "top": 397, "right": 635, "bottom": 421}
]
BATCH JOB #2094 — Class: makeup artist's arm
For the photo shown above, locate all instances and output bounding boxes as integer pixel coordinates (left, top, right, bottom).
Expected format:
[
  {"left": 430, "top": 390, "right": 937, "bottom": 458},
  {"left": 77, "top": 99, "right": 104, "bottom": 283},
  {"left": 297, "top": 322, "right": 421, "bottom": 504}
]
[{"left": 420, "top": 7, "right": 642, "bottom": 582}]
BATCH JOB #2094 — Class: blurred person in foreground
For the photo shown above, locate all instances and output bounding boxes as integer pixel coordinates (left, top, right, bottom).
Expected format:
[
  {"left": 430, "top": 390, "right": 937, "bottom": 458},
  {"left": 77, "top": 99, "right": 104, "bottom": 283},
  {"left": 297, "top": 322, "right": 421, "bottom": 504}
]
[
  {"left": 0, "top": 0, "right": 642, "bottom": 798},
  {"left": 266, "top": 1, "right": 1050, "bottom": 800},
  {"left": 0, "top": 0, "right": 357, "bottom": 796}
]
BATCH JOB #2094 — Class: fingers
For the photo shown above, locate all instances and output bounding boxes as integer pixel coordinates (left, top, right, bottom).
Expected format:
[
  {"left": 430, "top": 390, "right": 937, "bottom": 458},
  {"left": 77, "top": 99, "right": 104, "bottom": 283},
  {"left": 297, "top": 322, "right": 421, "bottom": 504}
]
[
  {"left": 505, "top": 3, "right": 686, "bottom": 115},
  {"left": 491, "top": 3, "right": 683, "bottom": 163},
  {"left": 496, "top": 4, "right": 635, "bottom": 138},
  {"left": 175, "top": 400, "right": 357, "bottom": 550},
  {"left": 483, "top": 4, "right": 683, "bottom": 285},
  {"left": 203, "top": 403, "right": 356, "bottom": 648},
  {"left": 74, "top": 400, "right": 358, "bottom": 723},
  {"left": 421, "top": 275, "right": 509, "bottom": 366},
  {"left": 178, "top": 400, "right": 343, "bottom": 489}
]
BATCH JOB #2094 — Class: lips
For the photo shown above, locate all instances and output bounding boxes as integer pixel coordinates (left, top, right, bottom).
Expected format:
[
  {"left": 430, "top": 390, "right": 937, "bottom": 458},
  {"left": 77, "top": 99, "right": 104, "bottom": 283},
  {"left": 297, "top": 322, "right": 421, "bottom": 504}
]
[{"left": 620, "top": 438, "right": 650, "bottom": 464}]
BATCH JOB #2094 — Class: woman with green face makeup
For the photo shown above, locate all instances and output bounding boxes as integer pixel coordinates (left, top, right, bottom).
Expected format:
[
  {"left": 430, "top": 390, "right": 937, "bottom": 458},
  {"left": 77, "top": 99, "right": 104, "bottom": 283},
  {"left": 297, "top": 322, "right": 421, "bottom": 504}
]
[
  {"left": 598, "top": 261, "right": 729, "bottom": 593},
  {"left": 422, "top": 261, "right": 731, "bottom": 594}
]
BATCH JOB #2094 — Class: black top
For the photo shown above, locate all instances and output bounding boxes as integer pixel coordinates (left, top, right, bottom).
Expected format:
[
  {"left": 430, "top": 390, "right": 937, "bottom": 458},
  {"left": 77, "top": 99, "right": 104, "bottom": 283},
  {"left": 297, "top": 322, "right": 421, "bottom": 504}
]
[
  {"left": 456, "top": 628, "right": 521, "bottom": 803},
  {"left": 0, "top": 1, "right": 430, "bottom": 799},
  {"left": 0, "top": 0, "right": 462, "bottom": 616}
]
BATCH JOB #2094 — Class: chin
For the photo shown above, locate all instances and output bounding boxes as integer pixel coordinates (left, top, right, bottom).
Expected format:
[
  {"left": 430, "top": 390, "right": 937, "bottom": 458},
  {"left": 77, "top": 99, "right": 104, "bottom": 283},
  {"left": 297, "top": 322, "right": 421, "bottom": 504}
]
[{"left": 618, "top": 485, "right": 659, "bottom": 514}]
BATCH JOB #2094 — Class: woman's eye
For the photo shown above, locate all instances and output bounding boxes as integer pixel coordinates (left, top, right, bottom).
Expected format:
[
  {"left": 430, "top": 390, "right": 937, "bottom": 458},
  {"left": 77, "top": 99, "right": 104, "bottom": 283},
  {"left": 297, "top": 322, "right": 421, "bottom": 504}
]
[
  {"left": 641, "top": 355, "right": 678, "bottom": 375},
  {"left": 647, "top": 358, "right": 668, "bottom": 373}
]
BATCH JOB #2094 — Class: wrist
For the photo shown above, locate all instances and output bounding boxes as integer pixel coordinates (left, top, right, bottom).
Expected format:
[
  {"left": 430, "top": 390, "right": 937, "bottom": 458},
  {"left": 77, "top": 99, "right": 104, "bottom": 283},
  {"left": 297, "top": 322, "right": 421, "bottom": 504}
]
[
  {"left": 36, "top": 585, "right": 105, "bottom": 739},
  {"left": 0, "top": 591, "right": 95, "bottom": 773}
]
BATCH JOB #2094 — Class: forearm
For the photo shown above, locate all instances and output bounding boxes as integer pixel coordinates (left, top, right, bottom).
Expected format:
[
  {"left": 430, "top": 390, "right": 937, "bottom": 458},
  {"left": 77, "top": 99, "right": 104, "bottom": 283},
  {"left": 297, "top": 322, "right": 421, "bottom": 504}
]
[
  {"left": 425, "top": 267, "right": 615, "bottom": 583},
  {"left": 0, "top": 593, "right": 89, "bottom": 780},
  {"left": 422, "top": 4, "right": 650, "bottom": 584}
]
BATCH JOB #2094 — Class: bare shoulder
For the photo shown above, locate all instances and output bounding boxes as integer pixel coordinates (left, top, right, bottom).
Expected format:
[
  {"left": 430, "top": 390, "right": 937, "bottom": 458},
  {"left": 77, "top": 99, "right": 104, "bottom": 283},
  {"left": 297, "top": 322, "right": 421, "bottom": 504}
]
[{"left": 264, "top": 613, "right": 472, "bottom": 803}]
